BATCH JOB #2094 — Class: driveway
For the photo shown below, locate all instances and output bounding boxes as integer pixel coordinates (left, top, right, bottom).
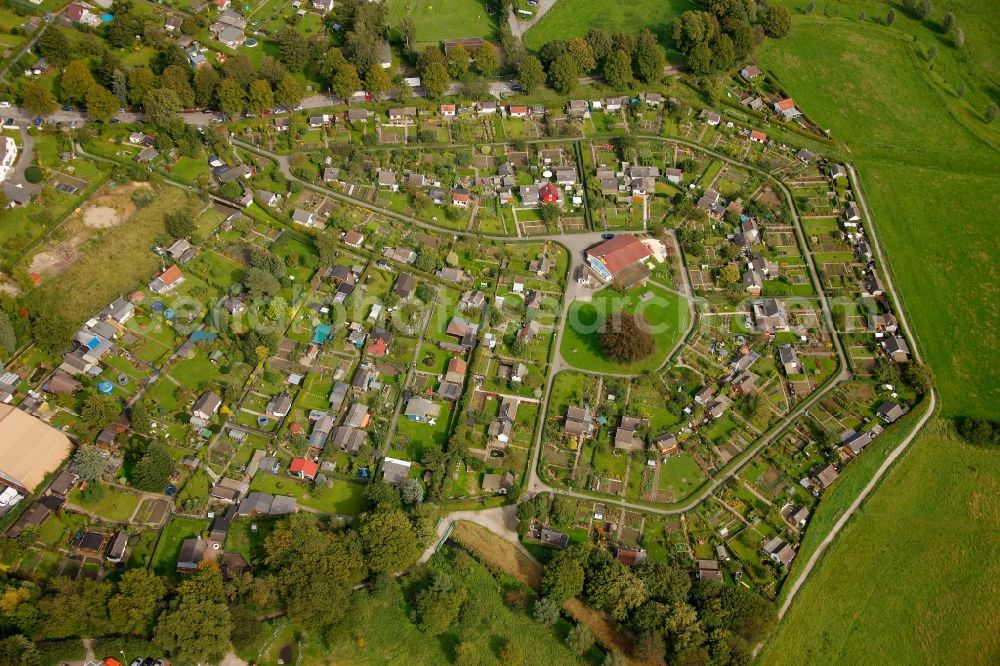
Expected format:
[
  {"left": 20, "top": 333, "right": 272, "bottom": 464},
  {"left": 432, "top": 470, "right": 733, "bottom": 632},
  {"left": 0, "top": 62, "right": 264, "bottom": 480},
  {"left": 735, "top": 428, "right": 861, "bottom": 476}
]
[{"left": 508, "top": 0, "right": 559, "bottom": 39}]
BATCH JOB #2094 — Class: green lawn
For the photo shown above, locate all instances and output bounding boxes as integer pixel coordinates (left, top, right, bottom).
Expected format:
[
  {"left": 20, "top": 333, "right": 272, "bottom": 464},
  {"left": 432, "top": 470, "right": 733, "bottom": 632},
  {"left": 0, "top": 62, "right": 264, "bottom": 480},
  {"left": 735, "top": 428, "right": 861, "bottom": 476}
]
[
  {"left": 523, "top": 0, "right": 696, "bottom": 54},
  {"left": 759, "top": 419, "right": 1000, "bottom": 664},
  {"left": 385, "top": 0, "right": 497, "bottom": 44},
  {"left": 657, "top": 452, "right": 706, "bottom": 499},
  {"left": 248, "top": 474, "right": 366, "bottom": 515},
  {"left": 150, "top": 516, "right": 209, "bottom": 576},
  {"left": 560, "top": 283, "right": 689, "bottom": 373},
  {"left": 758, "top": 17, "right": 1000, "bottom": 418},
  {"left": 67, "top": 485, "right": 142, "bottom": 523}
]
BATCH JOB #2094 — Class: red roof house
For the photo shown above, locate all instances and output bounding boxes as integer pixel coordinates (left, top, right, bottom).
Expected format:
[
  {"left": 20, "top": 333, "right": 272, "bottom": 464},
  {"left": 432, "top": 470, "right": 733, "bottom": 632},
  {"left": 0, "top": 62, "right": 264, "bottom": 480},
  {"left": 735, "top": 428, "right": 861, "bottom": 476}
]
[
  {"left": 367, "top": 338, "right": 388, "bottom": 357},
  {"left": 539, "top": 183, "right": 560, "bottom": 204},
  {"left": 289, "top": 458, "right": 318, "bottom": 481}
]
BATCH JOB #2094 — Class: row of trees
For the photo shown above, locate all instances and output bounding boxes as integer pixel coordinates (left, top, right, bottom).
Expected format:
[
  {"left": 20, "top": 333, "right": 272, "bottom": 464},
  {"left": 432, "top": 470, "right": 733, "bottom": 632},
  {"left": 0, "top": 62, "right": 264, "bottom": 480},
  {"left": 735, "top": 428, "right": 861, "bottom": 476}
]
[
  {"left": 534, "top": 28, "right": 667, "bottom": 95},
  {"left": 672, "top": 0, "right": 791, "bottom": 76},
  {"left": 538, "top": 543, "right": 775, "bottom": 664}
]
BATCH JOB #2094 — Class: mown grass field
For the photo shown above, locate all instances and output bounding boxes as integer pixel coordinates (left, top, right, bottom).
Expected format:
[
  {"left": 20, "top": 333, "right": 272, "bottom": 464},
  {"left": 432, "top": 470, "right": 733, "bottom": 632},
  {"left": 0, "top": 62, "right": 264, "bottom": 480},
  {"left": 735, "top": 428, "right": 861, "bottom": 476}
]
[
  {"left": 759, "top": 420, "right": 1000, "bottom": 664},
  {"left": 758, "top": 16, "right": 1000, "bottom": 418},
  {"left": 523, "top": 0, "right": 696, "bottom": 53},
  {"left": 560, "top": 282, "right": 690, "bottom": 373},
  {"left": 385, "top": 0, "right": 497, "bottom": 44}
]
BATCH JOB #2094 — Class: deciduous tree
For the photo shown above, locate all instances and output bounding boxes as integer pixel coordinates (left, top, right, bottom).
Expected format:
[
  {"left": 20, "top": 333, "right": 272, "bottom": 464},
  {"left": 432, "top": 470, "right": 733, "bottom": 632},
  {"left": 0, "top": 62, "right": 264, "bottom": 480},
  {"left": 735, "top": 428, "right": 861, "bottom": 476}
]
[{"left": 517, "top": 56, "right": 545, "bottom": 93}]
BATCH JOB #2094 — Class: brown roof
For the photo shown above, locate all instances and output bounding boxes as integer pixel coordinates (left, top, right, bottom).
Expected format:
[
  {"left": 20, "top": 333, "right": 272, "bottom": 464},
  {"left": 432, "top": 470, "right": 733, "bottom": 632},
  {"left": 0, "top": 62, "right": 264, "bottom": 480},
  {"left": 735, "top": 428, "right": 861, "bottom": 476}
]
[
  {"left": 0, "top": 405, "right": 73, "bottom": 493},
  {"left": 587, "top": 234, "right": 651, "bottom": 276}
]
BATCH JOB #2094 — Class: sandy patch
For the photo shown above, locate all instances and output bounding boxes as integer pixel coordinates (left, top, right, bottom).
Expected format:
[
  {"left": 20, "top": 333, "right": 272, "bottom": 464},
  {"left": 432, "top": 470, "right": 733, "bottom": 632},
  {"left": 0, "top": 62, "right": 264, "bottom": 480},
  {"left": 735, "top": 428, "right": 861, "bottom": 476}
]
[
  {"left": 82, "top": 206, "right": 120, "bottom": 228},
  {"left": 29, "top": 235, "right": 87, "bottom": 276}
]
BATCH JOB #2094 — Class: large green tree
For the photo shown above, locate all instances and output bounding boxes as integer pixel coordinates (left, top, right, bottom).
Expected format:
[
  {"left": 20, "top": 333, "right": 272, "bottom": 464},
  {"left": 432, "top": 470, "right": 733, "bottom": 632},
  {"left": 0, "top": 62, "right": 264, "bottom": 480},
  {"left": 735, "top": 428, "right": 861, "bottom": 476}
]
[
  {"left": 518, "top": 56, "right": 545, "bottom": 94},
  {"left": 548, "top": 54, "right": 579, "bottom": 95},
  {"left": 358, "top": 508, "right": 420, "bottom": 573},
  {"left": 109, "top": 568, "right": 166, "bottom": 635},
  {"left": 154, "top": 569, "right": 231, "bottom": 664},
  {"left": 132, "top": 441, "right": 174, "bottom": 492},
  {"left": 603, "top": 50, "right": 633, "bottom": 89},
  {"left": 542, "top": 550, "right": 585, "bottom": 602}
]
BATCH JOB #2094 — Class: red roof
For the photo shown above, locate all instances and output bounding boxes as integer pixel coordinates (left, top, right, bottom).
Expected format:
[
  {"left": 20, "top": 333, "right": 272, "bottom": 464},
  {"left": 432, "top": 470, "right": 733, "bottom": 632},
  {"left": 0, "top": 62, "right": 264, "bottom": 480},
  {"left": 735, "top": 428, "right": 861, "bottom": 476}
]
[
  {"left": 509, "top": 105, "right": 528, "bottom": 113},
  {"left": 447, "top": 357, "right": 467, "bottom": 375},
  {"left": 776, "top": 98, "right": 795, "bottom": 111},
  {"left": 367, "top": 338, "right": 388, "bottom": 357},
  {"left": 539, "top": 183, "right": 560, "bottom": 203},
  {"left": 750, "top": 130, "right": 766, "bottom": 141},
  {"left": 586, "top": 234, "right": 651, "bottom": 276},
  {"left": 158, "top": 265, "right": 184, "bottom": 286},
  {"left": 453, "top": 191, "right": 470, "bottom": 202},
  {"left": 289, "top": 458, "right": 318, "bottom": 478},
  {"left": 440, "top": 104, "right": 456, "bottom": 113},
  {"left": 66, "top": 3, "right": 86, "bottom": 20},
  {"left": 290, "top": 423, "right": 303, "bottom": 435}
]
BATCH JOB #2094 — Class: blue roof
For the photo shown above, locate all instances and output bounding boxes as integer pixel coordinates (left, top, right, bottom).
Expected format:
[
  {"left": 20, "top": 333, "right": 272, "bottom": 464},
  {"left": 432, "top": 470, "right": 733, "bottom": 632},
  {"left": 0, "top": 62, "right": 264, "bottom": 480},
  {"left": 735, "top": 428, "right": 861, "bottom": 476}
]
[
  {"left": 86, "top": 336, "right": 101, "bottom": 350},
  {"left": 97, "top": 381, "right": 114, "bottom": 394},
  {"left": 312, "top": 324, "right": 331, "bottom": 344},
  {"left": 191, "top": 331, "right": 217, "bottom": 342}
]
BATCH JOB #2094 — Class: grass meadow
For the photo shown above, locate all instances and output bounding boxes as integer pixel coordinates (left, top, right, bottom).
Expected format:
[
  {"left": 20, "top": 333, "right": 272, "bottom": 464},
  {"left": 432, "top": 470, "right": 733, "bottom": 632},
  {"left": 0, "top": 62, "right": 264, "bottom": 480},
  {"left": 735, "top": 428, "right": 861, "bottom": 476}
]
[
  {"left": 759, "top": 419, "right": 1000, "bottom": 664},
  {"left": 385, "top": 0, "right": 497, "bottom": 45},
  {"left": 523, "top": 0, "right": 696, "bottom": 54},
  {"left": 560, "top": 282, "right": 690, "bottom": 373},
  {"left": 758, "top": 16, "right": 1000, "bottom": 419}
]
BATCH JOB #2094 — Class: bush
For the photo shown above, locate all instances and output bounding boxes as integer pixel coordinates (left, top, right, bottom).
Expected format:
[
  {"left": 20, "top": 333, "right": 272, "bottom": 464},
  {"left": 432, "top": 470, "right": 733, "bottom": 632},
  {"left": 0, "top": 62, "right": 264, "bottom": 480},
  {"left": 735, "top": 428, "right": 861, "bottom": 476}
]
[{"left": 24, "top": 165, "right": 43, "bottom": 183}]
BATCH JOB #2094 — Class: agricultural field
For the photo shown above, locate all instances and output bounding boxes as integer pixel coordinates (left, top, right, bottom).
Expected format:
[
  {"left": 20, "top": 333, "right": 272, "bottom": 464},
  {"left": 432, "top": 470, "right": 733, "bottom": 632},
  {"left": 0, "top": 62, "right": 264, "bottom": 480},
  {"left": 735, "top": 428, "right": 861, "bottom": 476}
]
[
  {"left": 385, "top": 0, "right": 498, "bottom": 45},
  {"left": 759, "top": 420, "right": 1000, "bottom": 664},
  {"left": 523, "top": 0, "right": 697, "bottom": 54},
  {"left": 758, "top": 16, "right": 1000, "bottom": 418}
]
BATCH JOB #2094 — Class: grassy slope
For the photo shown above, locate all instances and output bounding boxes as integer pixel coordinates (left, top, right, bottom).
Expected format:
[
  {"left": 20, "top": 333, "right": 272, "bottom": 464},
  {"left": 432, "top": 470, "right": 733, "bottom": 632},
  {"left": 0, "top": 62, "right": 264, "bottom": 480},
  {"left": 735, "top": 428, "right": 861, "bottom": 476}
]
[
  {"left": 758, "top": 420, "right": 1000, "bottom": 664},
  {"left": 385, "top": 0, "right": 497, "bottom": 44},
  {"left": 758, "top": 17, "right": 1000, "bottom": 418},
  {"left": 523, "top": 0, "right": 697, "bottom": 53}
]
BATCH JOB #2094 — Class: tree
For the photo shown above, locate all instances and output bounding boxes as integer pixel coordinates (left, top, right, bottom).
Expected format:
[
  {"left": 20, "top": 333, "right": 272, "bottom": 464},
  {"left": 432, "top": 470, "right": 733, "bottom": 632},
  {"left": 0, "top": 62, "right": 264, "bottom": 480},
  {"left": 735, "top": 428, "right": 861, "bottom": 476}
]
[
  {"left": 533, "top": 596, "right": 561, "bottom": 627},
  {"left": 399, "top": 17, "right": 416, "bottom": 56},
  {"left": 474, "top": 43, "right": 500, "bottom": 78},
  {"left": 160, "top": 65, "right": 195, "bottom": 108},
  {"left": 85, "top": 84, "right": 118, "bottom": 123},
  {"left": 37, "top": 27, "right": 71, "bottom": 67},
  {"left": 585, "top": 558, "right": 648, "bottom": 621},
  {"left": 413, "top": 573, "right": 466, "bottom": 634},
  {"left": 718, "top": 263, "right": 741, "bottom": 287},
  {"left": 566, "top": 37, "right": 596, "bottom": 74},
  {"left": 634, "top": 559, "right": 690, "bottom": 605},
  {"left": 332, "top": 63, "right": 363, "bottom": 101},
  {"left": 603, "top": 652, "right": 629, "bottom": 666},
  {"left": 498, "top": 641, "right": 526, "bottom": 666},
  {"left": 762, "top": 5, "right": 792, "bottom": 38},
  {"left": 916, "top": 0, "right": 933, "bottom": 20},
  {"left": 273, "top": 73, "right": 304, "bottom": 110},
  {"left": 74, "top": 445, "right": 107, "bottom": 483},
  {"left": 365, "top": 64, "right": 391, "bottom": 100},
  {"left": 165, "top": 208, "right": 197, "bottom": 238},
  {"left": 886, "top": 8, "right": 896, "bottom": 25},
  {"left": 247, "top": 79, "right": 274, "bottom": 115},
  {"left": 599, "top": 312, "right": 655, "bottom": 363},
  {"left": 586, "top": 29, "right": 613, "bottom": 63},
  {"left": 603, "top": 50, "right": 633, "bottom": 89},
  {"left": 358, "top": 509, "right": 419, "bottom": 573},
  {"left": 672, "top": 10, "right": 717, "bottom": 53},
  {"left": 60, "top": 61, "right": 95, "bottom": 105},
  {"left": 315, "top": 229, "right": 340, "bottom": 265},
  {"left": 81, "top": 395, "right": 119, "bottom": 432},
  {"left": 244, "top": 267, "right": 281, "bottom": 299},
  {"left": 143, "top": 88, "right": 181, "bottom": 128},
  {"left": 954, "top": 27, "right": 965, "bottom": 48},
  {"left": 542, "top": 550, "right": 585, "bottom": 602},
  {"left": 987, "top": 102, "right": 998, "bottom": 124},
  {"left": 446, "top": 44, "right": 470, "bottom": 78},
  {"left": 399, "top": 478, "right": 424, "bottom": 505},
  {"left": 518, "top": 56, "right": 545, "bottom": 93},
  {"left": 635, "top": 29, "right": 664, "bottom": 84},
  {"left": 193, "top": 66, "right": 220, "bottom": 107},
  {"left": 21, "top": 82, "right": 56, "bottom": 116},
  {"left": 687, "top": 41, "right": 714, "bottom": 76},
  {"left": 421, "top": 61, "right": 450, "bottom": 99},
  {"left": 565, "top": 624, "right": 594, "bottom": 656},
  {"left": 664, "top": 602, "right": 706, "bottom": 661},
  {"left": 0, "top": 635, "right": 41, "bottom": 666},
  {"left": 0, "top": 311, "right": 17, "bottom": 358},
  {"left": 548, "top": 54, "right": 579, "bottom": 95},
  {"left": 925, "top": 44, "right": 938, "bottom": 61},
  {"left": 129, "top": 67, "right": 157, "bottom": 106},
  {"left": 154, "top": 569, "right": 231, "bottom": 665},
  {"left": 132, "top": 441, "right": 174, "bottom": 492},
  {"left": 109, "top": 569, "right": 166, "bottom": 635},
  {"left": 216, "top": 78, "right": 246, "bottom": 118},
  {"left": 275, "top": 27, "right": 310, "bottom": 72},
  {"left": 941, "top": 11, "right": 955, "bottom": 32},
  {"left": 955, "top": 417, "right": 1000, "bottom": 447},
  {"left": 711, "top": 33, "right": 736, "bottom": 71}
]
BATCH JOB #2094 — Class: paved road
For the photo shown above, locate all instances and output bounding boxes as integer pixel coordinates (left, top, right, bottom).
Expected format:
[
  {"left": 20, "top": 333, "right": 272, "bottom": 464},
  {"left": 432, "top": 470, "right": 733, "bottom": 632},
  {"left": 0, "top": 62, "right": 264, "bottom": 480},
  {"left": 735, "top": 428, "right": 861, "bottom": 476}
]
[{"left": 508, "top": 0, "right": 558, "bottom": 39}]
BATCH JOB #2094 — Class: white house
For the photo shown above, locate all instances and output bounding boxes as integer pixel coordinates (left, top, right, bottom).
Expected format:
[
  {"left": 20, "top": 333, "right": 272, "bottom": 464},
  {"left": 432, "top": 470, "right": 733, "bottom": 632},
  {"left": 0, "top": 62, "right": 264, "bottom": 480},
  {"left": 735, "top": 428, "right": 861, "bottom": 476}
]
[{"left": 0, "top": 136, "right": 17, "bottom": 183}]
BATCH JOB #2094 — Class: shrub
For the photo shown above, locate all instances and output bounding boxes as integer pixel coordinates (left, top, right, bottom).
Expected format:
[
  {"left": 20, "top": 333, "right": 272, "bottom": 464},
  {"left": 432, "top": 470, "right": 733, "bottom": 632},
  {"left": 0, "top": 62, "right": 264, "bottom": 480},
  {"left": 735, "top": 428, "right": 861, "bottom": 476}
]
[{"left": 24, "top": 165, "right": 43, "bottom": 183}]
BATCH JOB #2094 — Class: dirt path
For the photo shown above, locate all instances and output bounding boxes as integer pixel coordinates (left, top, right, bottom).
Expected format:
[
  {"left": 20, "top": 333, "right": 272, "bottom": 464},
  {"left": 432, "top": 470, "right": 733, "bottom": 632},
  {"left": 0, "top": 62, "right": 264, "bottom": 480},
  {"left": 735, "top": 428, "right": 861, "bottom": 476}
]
[{"left": 450, "top": 520, "right": 645, "bottom": 663}]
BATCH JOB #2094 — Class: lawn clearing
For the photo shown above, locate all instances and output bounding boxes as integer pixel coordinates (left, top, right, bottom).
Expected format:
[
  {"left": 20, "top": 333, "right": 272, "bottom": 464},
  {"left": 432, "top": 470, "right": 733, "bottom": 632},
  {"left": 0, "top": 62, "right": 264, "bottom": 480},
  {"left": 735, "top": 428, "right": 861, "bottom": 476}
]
[
  {"left": 523, "top": 0, "right": 696, "bottom": 55},
  {"left": 385, "top": 0, "right": 497, "bottom": 44},
  {"left": 560, "top": 282, "right": 689, "bottom": 373},
  {"left": 67, "top": 485, "right": 142, "bottom": 523}
]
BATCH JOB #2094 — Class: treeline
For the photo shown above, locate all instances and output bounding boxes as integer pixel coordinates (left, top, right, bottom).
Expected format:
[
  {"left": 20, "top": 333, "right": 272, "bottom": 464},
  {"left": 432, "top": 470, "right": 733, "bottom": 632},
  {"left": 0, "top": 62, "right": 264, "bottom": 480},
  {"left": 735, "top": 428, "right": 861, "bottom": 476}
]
[
  {"left": 672, "top": 0, "right": 791, "bottom": 77},
  {"left": 539, "top": 543, "right": 775, "bottom": 664},
  {"left": 0, "top": 483, "right": 437, "bottom": 664}
]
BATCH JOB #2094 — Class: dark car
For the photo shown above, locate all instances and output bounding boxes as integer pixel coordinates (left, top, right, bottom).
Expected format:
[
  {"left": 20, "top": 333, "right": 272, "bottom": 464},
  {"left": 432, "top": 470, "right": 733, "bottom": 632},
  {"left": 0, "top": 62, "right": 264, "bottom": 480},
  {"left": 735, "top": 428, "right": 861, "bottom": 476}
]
[
  {"left": 62, "top": 104, "right": 72, "bottom": 111},
  {"left": 601, "top": 232, "right": 615, "bottom": 240},
  {"left": 4, "top": 118, "right": 12, "bottom": 126},
  {"left": 140, "top": 658, "right": 154, "bottom": 666},
  {"left": 110, "top": 118, "right": 121, "bottom": 123},
  {"left": 165, "top": 484, "right": 177, "bottom": 497}
]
